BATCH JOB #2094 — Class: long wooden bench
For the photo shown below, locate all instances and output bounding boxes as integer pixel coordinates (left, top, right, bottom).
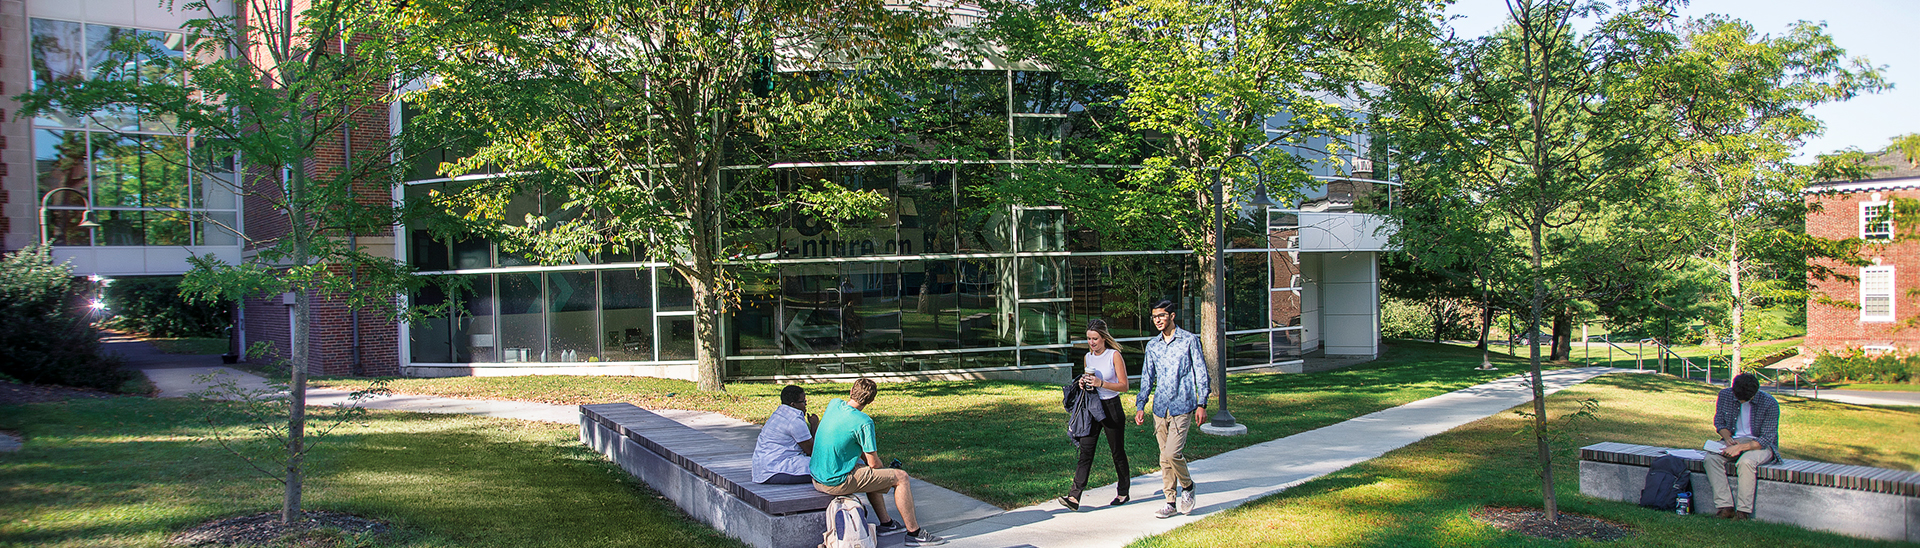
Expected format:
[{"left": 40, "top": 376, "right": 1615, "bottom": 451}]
[
  {"left": 580, "top": 403, "right": 836, "bottom": 548},
  {"left": 1579, "top": 442, "right": 1920, "bottom": 542}
]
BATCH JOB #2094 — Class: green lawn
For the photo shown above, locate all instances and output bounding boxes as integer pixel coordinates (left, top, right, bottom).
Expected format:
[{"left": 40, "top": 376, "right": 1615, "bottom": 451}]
[
  {"left": 144, "top": 337, "right": 229, "bottom": 355},
  {"left": 316, "top": 340, "right": 1552, "bottom": 508},
  {"left": 0, "top": 397, "right": 744, "bottom": 548},
  {"left": 1133, "top": 373, "right": 1920, "bottom": 547}
]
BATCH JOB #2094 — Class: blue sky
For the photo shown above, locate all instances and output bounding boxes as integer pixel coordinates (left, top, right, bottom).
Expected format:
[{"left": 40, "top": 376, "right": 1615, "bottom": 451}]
[{"left": 1445, "top": 0, "right": 1917, "bottom": 158}]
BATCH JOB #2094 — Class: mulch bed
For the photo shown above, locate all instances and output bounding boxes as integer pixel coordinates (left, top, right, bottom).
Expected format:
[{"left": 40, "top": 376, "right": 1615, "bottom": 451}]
[
  {"left": 1472, "top": 506, "right": 1635, "bottom": 542},
  {"left": 0, "top": 382, "right": 122, "bottom": 406},
  {"left": 169, "top": 511, "right": 392, "bottom": 547}
]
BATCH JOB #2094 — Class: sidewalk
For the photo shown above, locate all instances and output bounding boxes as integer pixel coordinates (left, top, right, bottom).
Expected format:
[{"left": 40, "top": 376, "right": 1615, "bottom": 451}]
[{"left": 938, "top": 366, "right": 1644, "bottom": 548}]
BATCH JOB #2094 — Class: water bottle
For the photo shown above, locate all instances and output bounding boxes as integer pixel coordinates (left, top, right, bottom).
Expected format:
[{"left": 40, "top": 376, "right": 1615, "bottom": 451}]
[{"left": 1676, "top": 492, "right": 1691, "bottom": 515}]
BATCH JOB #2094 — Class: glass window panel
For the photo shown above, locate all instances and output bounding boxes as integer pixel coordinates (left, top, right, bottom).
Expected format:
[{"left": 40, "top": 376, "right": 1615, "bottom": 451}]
[
  {"left": 1020, "top": 301, "right": 1067, "bottom": 347},
  {"left": 496, "top": 273, "right": 545, "bottom": 362},
  {"left": 199, "top": 211, "right": 239, "bottom": 246},
  {"left": 97, "top": 209, "right": 144, "bottom": 246},
  {"left": 723, "top": 170, "right": 781, "bottom": 258},
  {"left": 898, "top": 167, "right": 955, "bottom": 255},
  {"left": 1272, "top": 329, "right": 1303, "bottom": 361},
  {"left": 193, "top": 139, "right": 239, "bottom": 209},
  {"left": 728, "top": 271, "right": 781, "bottom": 356},
  {"left": 956, "top": 164, "right": 1009, "bottom": 253},
  {"left": 548, "top": 272, "right": 599, "bottom": 362},
  {"left": 843, "top": 262, "right": 900, "bottom": 353},
  {"left": 1227, "top": 252, "right": 1266, "bottom": 331},
  {"left": 1017, "top": 208, "right": 1065, "bottom": 252},
  {"left": 1010, "top": 71, "right": 1068, "bottom": 114},
  {"left": 43, "top": 209, "right": 93, "bottom": 246},
  {"left": 953, "top": 70, "right": 1009, "bottom": 160},
  {"left": 658, "top": 268, "right": 694, "bottom": 312},
  {"left": 460, "top": 274, "right": 494, "bottom": 363},
  {"left": 956, "top": 349, "right": 1016, "bottom": 370},
  {"left": 660, "top": 316, "right": 696, "bottom": 360},
  {"left": 600, "top": 269, "right": 652, "bottom": 361},
  {"left": 1013, "top": 117, "right": 1064, "bottom": 160},
  {"left": 901, "top": 260, "right": 960, "bottom": 351},
  {"left": 1228, "top": 332, "right": 1271, "bottom": 368},
  {"left": 29, "top": 19, "right": 85, "bottom": 127},
  {"left": 1017, "top": 257, "right": 1065, "bottom": 299},
  {"left": 409, "top": 230, "right": 451, "bottom": 270},
  {"left": 958, "top": 259, "right": 1011, "bottom": 347},
  {"left": 1021, "top": 348, "right": 1072, "bottom": 371},
  {"left": 85, "top": 25, "right": 141, "bottom": 81},
  {"left": 36, "top": 129, "right": 89, "bottom": 206},
  {"left": 91, "top": 134, "right": 142, "bottom": 207},
  {"left": 452, "top": 238, "right": 490, "bottom": 269},
  {"left": 726, "top": 357, "right": 783, "bottom": 378},
  {"left": 777, "top": 263, "right": 844, "bottom": 353},
  {"left": 146, "top": 210, "right": 190, "bottom": 246},
  {"left": 410, "top": 283, "right": 454, "bottom": 363},
  {"left": 144, "top": 135, "right": 192, "bottom": 208}
]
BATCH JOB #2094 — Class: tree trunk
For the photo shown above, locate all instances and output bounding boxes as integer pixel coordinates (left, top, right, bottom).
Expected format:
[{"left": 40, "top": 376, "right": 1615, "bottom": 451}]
[
  {"left": 1528, "top": 225, "right": 1558, "bottom": 521},
  {"left": 283, "top": 165, "right": 309, "bottom": 526},
  {"left": 691, "top": 268, "right": 725, "bottom": 392},
  {"left": 1728, "top": 237, "right": 1743, "bottom": 378},
  {"left": 1431, "top": 299, "right": 1446, "bottom": 344},
  {"left": 1550, "top": 311, "right": 1571, "bottom": 362}
]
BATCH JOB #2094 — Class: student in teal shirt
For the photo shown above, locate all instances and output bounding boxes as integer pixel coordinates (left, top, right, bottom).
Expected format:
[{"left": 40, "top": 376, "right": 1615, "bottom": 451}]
[{"left": 809, "top": 379, "right": 945, "bottom": 546}]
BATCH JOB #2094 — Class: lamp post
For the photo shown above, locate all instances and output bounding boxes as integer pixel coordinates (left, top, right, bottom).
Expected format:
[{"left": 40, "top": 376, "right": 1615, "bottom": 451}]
[
  {"left": 1201, "top": 153, "right": 1276, "bottom": 437},
  {"left": 39, "top": 188, "right": 101, "bottom": 247}
]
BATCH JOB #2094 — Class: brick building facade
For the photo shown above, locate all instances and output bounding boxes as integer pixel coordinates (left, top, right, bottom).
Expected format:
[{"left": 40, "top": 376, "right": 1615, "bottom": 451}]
[{"left": 1804, "top": 154, "right": 1920, "bottom": 355}]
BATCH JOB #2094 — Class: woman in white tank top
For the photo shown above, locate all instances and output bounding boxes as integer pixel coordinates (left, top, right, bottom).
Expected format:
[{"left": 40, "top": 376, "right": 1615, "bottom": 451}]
[{"left": 1060, "top": 319, "right": 1131, "bottom": 511}]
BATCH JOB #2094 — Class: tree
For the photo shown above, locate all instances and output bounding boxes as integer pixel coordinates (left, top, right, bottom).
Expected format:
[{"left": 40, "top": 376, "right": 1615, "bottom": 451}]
[
  {"left": 983, "top": 0, "right": 1442, "bottom": 402},
  {"left": 1379, "top": 0, "right": 1676, "bottom": 521},
  {"left": 407, "top": 0, "right": 948, "bottom": 392},
  {"left": 1651, "top": 16, "right": 1887, "bottom": 375},
  {"left": 17, "top": 0, "right": 437, "bottom": 524}
]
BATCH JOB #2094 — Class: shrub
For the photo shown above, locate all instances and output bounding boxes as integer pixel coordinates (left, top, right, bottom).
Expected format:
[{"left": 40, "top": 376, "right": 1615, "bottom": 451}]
[
  {"left": 1810, "top": 350, "right": 1919, "bottom": 384},
  {"left": 0, "top": 247, "right": 135, "bottom": 391},
  {"left": 1382, "top": 296, "right": 1479, "bottom": 342},
  {"left": 102, "top": 276, "right": 231, "bottom": 337}
]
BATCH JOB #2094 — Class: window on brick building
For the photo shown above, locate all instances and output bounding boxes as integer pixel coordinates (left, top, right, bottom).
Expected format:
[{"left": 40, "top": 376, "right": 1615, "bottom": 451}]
[
  {"left": 1861, "top": 201, "right": 1892, "bottom": 241},
  {"left": 1861, "top": 266, "right": 1895, "bottom": 322}
]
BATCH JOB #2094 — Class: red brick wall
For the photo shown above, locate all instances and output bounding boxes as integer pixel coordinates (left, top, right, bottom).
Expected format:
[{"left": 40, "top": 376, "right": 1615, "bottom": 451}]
[
  {"left": 235, "top": 20, "right": 401, "bottom": 377},
  {"left": 1804, "top": 187, "right": 1920, "bottom": 354}
]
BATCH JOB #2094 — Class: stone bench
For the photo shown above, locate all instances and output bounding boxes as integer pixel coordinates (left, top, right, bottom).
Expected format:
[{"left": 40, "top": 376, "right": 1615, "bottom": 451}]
[
  {"left": 580, "top": 403, "right": 835, "bottom": 548},
  {"left": 1579, "top": 442, "right": 1920, "bottom": 542}
]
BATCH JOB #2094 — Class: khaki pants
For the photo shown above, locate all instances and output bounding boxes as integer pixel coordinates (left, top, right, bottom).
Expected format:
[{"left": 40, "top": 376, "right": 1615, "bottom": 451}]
[
  {"left": 1702, "top": 448, "right": 1772, "bottom": 513},
  {"left": 1153, "top": 413, "right": 1193, "bottom": 503}
]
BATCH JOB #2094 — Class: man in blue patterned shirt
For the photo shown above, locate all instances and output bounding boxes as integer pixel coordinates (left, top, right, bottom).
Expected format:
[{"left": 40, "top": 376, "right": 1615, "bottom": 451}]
[{"left": 1133, "top": 300, "right": 1210, "bottom": 518}]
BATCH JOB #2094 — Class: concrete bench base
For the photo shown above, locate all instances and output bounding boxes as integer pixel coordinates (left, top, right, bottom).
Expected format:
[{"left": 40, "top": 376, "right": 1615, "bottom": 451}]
[
  {"left": 581, "top": 408, "right": 828, "bottom": 548},
  {"left": 1580, "top": 459, "right": 1920, "bottom": 542}
]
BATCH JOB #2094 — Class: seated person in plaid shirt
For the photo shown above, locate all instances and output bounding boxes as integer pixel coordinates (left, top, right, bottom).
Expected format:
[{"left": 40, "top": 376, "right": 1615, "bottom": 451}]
[{"left": 1705, "top": 373, "right": 1780, "bottom": 520}]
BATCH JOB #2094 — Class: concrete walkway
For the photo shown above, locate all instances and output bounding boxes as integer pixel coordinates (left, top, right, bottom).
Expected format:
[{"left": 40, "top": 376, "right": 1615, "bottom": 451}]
[
  {"left": 939, "top": 366, "right": 1644, "bottom": 548},
  {"left": 1772, "top": 387, "right": 1920, "bottom": 407}
]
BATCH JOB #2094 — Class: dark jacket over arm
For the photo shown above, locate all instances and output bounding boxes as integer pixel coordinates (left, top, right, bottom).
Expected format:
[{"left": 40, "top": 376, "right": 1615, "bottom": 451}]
[{"left": 1063, "top": 383, "right": 1107, "bottom": 439}]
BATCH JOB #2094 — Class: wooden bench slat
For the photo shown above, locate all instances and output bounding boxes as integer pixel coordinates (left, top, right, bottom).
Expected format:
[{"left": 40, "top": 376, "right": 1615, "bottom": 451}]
[{"left": 1580, "top": 442, "right": 1917, "bottom": 496}]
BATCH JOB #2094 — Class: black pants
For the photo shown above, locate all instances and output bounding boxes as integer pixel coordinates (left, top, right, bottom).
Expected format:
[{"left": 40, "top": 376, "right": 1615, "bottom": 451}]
[{"left": 1070, "top": 396, "right": 1129, "bottom": 500}]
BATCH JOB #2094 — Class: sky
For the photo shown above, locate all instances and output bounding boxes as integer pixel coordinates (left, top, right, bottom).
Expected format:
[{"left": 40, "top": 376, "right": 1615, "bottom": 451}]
[{"left": 1445, "top": 0, "right": 1918, "bottom": 158}]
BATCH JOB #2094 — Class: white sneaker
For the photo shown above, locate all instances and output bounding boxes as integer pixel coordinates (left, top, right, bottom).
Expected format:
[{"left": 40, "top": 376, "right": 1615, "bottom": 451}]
[
  {"left": 1153, "top": 503, "right": 1179, "bottom": 519},
  {"left": 1178, "top": 487, "right": 1195, "bottom": 514}
]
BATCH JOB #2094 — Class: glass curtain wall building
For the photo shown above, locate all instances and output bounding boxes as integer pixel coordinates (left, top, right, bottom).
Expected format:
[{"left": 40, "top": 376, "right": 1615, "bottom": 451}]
[{"left": 400, "top": 67, "right": 1394, "bottom": 381}]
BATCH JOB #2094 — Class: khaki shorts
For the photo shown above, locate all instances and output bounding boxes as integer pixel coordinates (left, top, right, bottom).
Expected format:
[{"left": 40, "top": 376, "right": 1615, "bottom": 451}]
[{"left": 814, "top": 465, "right": 898, "bottom": 496}]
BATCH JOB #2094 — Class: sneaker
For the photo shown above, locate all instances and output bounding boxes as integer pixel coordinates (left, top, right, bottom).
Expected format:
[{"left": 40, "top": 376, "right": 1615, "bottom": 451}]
[
  {"left": 1057, "top": 496, "right": 1080, "bottom": 511},
  {"left": 1178, "top": 487, "right": 1195, "bottom": 514},
  {"left": 876, "top": 520, "right": 906, "bottom": 536},
  {"left": 1154, "top": 503, "right": 1179, "bottom": 519},
  {"left": 905, "top": 529, "right": 947, "bottom": 547}
]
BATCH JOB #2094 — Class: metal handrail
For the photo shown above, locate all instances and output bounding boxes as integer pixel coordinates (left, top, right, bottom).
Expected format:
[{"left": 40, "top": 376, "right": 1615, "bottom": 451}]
[
  {"left": 1641, "top": 338, "right": 1709, "bottom": 384},
  {"left": 1597, "top": 339, "right": 1641, "bottom": 369}
]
